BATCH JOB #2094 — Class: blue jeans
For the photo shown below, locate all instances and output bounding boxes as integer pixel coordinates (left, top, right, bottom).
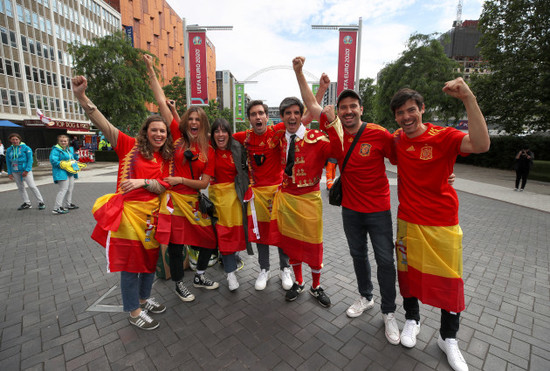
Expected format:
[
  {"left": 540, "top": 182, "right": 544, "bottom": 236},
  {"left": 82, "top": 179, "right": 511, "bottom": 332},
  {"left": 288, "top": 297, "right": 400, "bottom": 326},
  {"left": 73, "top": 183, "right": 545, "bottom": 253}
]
[
  {"left": 257, "top": 243, "right": 289, "bottom": 271},
  {"left": 120, "top": 271, "right": 155, "bottom": 312},
  {"left": 342, "top": 208, "right": 397, "bottom": 314}
]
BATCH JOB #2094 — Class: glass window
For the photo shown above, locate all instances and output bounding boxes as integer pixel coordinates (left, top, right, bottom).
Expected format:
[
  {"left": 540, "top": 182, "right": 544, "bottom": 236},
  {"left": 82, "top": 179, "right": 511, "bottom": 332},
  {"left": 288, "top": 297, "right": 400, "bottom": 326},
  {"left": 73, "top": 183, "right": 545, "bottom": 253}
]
[
  {"left": 44, "top": 0, "right": 50, "bottom": 8},
  {"left": 64, "top": 100, "right": 68, "bottom": 112},
  {"left": 36, "top": 41, "right": 42, "bottom": 56},
  {"left": 21, "top": 35, "right": 27, "bottom": 51},
  {"left": 50, "top": 97, "right": 54, "bottom": 111},
  {"left": 40, "top": 17, "right": 45, "bottom": 32},
  {"left": 43, "top": 96, "right": 48, "bottom": 110},
  {"left": 29, "top": 94, "right": 35, "bottom": 108},
  {"left": 25, "top": 65, "right": 31, "bottom": 80},
  {"left": 29, "top": 39, "right": 35, "bottom": 54},
  {"left": 14, "top": 62, "right": 20, "bottom": 78},
  {"left": 25, "top": 9, "right": 31, "bottom": 25},
  {"left": 50, "top": 47, "right": 54, "bottom": 61},
  {"left": 46, "top": 71, "right": 51, "bottom": 85},
  {"left": 10, "top": 90, "right": 17, "bottom": 106},
  {"left": 39, "top": 70, "right": 45, "bottom": 84},
  {"left": 17, "top": 4, "right": 23, "bottom": 22},
  {"left": 0, "top": 57, "right": 3, "bottom": 74},
  {"left": 60, "top": 75, "right": 65, "bottom": 88},
  {"left": 66, "top": 78, "right": 71, "bottom": 90},
  {"left": 55, "top": 98, "right": 60, "bottom": 111},
  {"left": 52, "top": 72, "right": 57, "bottom": 86},
  {"left": 36, "top": 95, "right": 42, "bottom": 109},
  {"left": 6, "top": 0, "right": 13, "bottom": 17},
  {"left": 18, "top": 92, "right": 25, "bottom": 107},
  {"left": 9, "top": 30, "right": 16, "bottom": 47},
  {"left": 0, "top": 27, "right": 7, "bottom": 45},
  {"left": 32, "top": 13, "right": 38, "bottom": 29},
  {"left": 32, "top": 67, "right": 38, "bottom": 82},
  {"left": 1, "top": 89, "right": 8, "bottom": 105},
  {"left": 46, "top": 20, "right": 52, "bottom": 35},
  {"left": 43, "top": 44, "right": 48, "bottom": 59},
  {"left": 0, "top": 0, "right": 4, "bottom": 14},
  {"left": 5, "top": 60, "right": 13, "bottom": 76},
  {"left": 53, "top": 0, "right": 57, "bottom": 13}
]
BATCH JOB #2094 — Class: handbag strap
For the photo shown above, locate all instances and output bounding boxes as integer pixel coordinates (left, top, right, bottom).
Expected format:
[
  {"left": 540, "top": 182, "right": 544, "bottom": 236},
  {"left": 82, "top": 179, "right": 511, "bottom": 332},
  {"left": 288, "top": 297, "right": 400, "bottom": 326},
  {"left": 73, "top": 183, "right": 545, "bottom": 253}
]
[
  {"left": 186, "top": 155, "right": 203, "bottom": 197},
  {"left": 340, "top": 122, "right": 366, "bottom": 174}
]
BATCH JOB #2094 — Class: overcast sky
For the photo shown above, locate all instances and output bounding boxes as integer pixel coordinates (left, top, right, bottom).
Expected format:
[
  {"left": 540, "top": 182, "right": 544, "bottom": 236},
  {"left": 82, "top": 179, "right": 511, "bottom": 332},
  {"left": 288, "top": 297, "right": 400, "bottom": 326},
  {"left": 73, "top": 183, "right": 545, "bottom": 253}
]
[{"left": 165, "top": 0, "right": 484, "bottom": 107}]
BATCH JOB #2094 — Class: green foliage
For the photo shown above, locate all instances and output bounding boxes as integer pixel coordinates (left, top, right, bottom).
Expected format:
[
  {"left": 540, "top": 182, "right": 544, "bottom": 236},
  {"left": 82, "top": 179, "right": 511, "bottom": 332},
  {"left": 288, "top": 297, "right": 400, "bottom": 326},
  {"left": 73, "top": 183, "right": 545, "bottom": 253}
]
[
  {"left": 358, "top": 77, "right": 376, "bottom": 122},
  {"left": 456, "top": 135, "right": 550, "bottom": 171},
  {"left": 530, "top": 161, "right": 550, "bottom": 182},
  {"left": 202, "top": 100, "right": 234, "bottom": 129},
  {"left": 375, "top": 33, "right": 463, "bottom": 131},
  {"left": 474, "top": 0, "right": 550, "bottom": 134},
  {"left": 69, "top": 32, "right": 153, "bottom": 135},
  {"left": 94, "top": 150, "right": 119, "bottom": 162},
  {"left": 162, "top": 76, "right": 187, "bottom": 117}
]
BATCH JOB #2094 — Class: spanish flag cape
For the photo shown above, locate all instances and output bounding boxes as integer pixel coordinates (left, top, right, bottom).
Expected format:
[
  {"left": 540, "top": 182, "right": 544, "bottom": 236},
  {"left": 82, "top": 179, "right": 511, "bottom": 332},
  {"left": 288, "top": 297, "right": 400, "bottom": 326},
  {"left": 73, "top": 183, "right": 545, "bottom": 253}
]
[{"left": 91, "top": 133, "right": 169, "bottom": 273}]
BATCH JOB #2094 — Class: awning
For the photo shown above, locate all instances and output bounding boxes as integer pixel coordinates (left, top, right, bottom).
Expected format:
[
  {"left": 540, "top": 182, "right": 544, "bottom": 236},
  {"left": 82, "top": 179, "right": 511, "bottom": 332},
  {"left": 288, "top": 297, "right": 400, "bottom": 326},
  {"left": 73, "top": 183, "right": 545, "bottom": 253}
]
[
  {"left": 0, "top": 120, "right": 21, "bottom": 127},
  {"left": 67, "top": 130, "right": 96, "bottom": 135}
]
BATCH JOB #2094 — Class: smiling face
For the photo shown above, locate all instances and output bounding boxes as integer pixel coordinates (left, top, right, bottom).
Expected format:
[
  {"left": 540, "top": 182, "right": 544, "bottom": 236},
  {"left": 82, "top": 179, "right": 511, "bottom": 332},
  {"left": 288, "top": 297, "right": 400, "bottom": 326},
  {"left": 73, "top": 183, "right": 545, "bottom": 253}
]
[
  {"left": 281, "top": 104, "right": 303, "bottom": 134},
  {"left": 394, "top": 99, "right": 426, "bottom": 138},
  {"left": 57, "top": 136, "right": 69, "bottom": 148},
  {"left": 248, "top": 104, "right": 268, "bottom": 135},
  {"left": 336, "top": 96, "right": 363, "bottom": 133},
  {"left": 213, "top": 127, "right": 229, "bottom": 150},
  {"left": 147, "top": 121, "right": 168, "bottom": 151}
]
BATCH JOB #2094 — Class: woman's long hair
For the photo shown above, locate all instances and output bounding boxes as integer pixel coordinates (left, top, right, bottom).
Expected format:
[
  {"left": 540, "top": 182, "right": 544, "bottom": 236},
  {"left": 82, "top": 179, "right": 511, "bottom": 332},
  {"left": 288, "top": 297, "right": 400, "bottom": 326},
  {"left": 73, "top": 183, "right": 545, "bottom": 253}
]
[
  {"left": 179, "top": 106, "right": 210, "bottom": 158},
  {"left": 210, "top": 118, "right": 233, "bottom": 150},
  {"left": 136, "top": 115, "right": 174, "bottom": 160}
]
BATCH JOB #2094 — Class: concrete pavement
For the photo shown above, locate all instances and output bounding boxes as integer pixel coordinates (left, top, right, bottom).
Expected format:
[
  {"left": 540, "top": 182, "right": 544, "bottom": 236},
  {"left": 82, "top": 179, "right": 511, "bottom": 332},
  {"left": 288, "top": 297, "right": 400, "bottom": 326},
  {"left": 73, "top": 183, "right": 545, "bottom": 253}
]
[{"left": 0, "top": 162, "right": 548, "bottom": 370}]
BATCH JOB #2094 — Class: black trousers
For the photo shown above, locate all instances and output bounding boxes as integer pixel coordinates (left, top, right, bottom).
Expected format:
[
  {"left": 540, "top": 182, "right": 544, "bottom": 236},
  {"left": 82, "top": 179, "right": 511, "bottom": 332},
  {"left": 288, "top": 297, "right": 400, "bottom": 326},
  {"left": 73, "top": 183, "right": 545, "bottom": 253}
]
[
  {"left": 515, "top": 169, "right": 529, "bottom": 189},
  {"left": 403, "top": 296, "right": 460, "bottom": 339},
  {"left": 168, "top": 243, "right": 213, "bottom": 282}
]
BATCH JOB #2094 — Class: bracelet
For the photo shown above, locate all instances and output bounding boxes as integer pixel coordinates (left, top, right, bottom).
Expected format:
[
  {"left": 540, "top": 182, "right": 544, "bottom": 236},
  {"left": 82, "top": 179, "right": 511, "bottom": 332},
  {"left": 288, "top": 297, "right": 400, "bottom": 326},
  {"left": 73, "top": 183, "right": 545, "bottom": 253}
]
[
  {"left": 180, "top": 177, "right": 184, "bottom": 185},
  {"left": 143, "top": 179, "right": 150, "bottom": 188}
]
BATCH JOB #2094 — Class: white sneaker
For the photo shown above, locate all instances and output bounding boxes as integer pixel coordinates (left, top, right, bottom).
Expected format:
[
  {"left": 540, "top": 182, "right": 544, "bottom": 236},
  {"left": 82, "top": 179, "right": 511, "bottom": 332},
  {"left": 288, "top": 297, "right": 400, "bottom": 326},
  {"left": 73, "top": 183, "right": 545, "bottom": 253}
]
[
  {"left": 255, "top": 269, "right": 270, "bottom": 290},
  {"left": 227, "top": 272, "right": 239, "bottom": 291},
  {"left": 280, "top": 267, "right": 293, "bottom": 290},
  {"left": 346, "top": 296, "right": 374, "bottom": 318},
  {"left": 401, "top": 319, "right": 420, "bottom": 348},
  {"left": 382, "top": 313, "right": 400, "bottom": 345},
  {"left": 438, "top": 334, "right": 468, "bottom": 371}
]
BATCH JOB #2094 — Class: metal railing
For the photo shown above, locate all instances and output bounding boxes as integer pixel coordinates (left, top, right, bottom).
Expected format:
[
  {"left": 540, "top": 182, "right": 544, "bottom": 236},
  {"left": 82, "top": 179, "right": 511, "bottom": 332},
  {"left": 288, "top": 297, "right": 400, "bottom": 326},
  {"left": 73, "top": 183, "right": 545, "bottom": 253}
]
[{"left": 34, "top": 148, "right": 52, "bottom": 166}]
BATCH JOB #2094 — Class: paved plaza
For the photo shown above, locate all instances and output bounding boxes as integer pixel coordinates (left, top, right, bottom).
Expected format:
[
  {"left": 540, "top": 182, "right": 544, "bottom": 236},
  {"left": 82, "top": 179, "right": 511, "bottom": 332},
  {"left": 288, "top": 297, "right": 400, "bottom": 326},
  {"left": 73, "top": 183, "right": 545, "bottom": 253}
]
[{"left": 0, "top": 163, "right": 549, "bottom": 370}]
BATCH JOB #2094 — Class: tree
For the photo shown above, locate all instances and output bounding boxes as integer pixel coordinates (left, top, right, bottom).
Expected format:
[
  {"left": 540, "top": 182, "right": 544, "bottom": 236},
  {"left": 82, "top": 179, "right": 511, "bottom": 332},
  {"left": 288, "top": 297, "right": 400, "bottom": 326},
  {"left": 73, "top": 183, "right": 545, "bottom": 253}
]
[
  {"left": 69, "top": 32, "right": 153, "bottom": 135},
  {"left": 473, "top": 0, "right": 550, "bottom": 134},
  {"left": 375, "top": 33, "right": 463, "bottom": 131},
  {"left": 162, "top": 76, "right": 187, "bottom": 118},
  {"left": 358, "top": 77, "right": 376, "bottom": 122}
]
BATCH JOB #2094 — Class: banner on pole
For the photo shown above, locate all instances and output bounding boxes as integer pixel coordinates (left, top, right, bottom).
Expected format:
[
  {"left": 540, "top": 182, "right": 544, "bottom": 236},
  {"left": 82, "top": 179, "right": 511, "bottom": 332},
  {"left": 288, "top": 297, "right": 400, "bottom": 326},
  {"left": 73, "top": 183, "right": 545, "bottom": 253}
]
[
  {"left": 188, "top": 31, "right": 208, "bottom": 106},
  {"left": 235, "top": 84, "right": 245, "bottom": 122},
  {"left": 337, "top": 30, "right": 358, "bottom": 95}
]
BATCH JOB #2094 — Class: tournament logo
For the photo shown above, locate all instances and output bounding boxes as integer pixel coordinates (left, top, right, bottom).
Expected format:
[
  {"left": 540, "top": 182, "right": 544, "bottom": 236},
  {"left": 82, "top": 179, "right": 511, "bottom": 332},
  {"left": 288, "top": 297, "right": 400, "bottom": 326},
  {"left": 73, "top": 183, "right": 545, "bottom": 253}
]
[
  {"left": 343, "top": 35, "right": 353, "bottom": 44},
  {"left": 420, "top": 145, "right": 433, "bottom": 160},
  {"left": 192, "top": 36, "right": 202, "bottom": 45},
  {"left": 359, "top": 143, "right": 371, "bottom": 157}
]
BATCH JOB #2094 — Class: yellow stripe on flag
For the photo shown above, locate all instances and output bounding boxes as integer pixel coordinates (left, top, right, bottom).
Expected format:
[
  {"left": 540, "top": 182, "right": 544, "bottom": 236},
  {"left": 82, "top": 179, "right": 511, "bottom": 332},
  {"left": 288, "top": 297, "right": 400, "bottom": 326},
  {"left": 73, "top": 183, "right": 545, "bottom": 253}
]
[
  {"left": 248, "top": 185, "right": 278, "bottom": 223},
  {"left": 209, "top": 183, "right": 243, "bottom": 228},
  {"left": 272, "top": 190, "right": 322, "bottom": 245}
]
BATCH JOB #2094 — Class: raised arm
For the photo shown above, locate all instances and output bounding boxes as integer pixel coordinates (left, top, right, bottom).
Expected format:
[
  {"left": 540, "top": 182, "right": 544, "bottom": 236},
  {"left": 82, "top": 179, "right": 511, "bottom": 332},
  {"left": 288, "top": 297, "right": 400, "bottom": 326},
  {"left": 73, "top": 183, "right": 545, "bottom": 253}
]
[
  {"left": 293, "top": 56, "right": 323, "bottom": 121},
  {"left": 302, "top": 72, "right": 331, "bottom": 125},
  {"left": 144, "top": 54, "right": 173, "bottom": 124},
  {"left": 443, "top": 78, "right": 490, "bottom": 154},
  {"left": 72, "top": 76, "right": 118, "bottom": 145},
  {"left": 166, "top": 99, "right": 180, "bottom": 123}
]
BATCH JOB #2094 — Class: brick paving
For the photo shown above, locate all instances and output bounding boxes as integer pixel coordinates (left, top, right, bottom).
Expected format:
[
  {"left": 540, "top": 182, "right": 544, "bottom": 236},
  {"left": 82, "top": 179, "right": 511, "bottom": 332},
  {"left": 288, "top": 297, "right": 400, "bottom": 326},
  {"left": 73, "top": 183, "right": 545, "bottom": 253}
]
[{"left": 0, "top": 165, "right": 548, "bottom": 370}]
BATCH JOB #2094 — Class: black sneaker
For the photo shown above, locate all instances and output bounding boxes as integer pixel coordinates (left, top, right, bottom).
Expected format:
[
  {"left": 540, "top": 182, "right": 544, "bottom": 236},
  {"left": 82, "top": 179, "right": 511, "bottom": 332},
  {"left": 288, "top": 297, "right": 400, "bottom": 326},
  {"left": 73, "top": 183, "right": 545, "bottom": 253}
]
[
  {"left": 128, "top": 310, "right": 159, "bottom": 330},
  {"left": 285, "top": 282, "right": 305, "bottom": 302},
  {"left": 309, "top": 286, "right": 331, "bottom": 307},
  {"left": 17, "top": 203, "right": 31, "bottom": 210},
  {"left": 68, "top": 203, "right": 79, "bottom": 210},
  {"left": 38, "top": 202, "right": 45, "bottom": 210},
  {"left": 175, "top": 281, "right": 195, "bottom": 301},
  {"left": 193, "top": 274, "right": 219, "bottom": 290},
  {"left": 52, "top": 208, "right": 69, "bottom": 214},
  {"left": 140, "top": 297, "right": 166, "bottom": 314}
]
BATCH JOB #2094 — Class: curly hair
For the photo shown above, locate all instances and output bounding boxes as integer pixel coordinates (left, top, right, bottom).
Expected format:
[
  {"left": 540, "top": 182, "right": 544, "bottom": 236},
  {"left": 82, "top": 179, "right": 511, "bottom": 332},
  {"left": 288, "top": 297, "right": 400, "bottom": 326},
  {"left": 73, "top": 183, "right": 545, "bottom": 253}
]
[
  {"left": 179, "top": 106, "right": 210, "bottom": 158},
  {"left": 136, "top": 115, "right": 174, "bottom": 160}
]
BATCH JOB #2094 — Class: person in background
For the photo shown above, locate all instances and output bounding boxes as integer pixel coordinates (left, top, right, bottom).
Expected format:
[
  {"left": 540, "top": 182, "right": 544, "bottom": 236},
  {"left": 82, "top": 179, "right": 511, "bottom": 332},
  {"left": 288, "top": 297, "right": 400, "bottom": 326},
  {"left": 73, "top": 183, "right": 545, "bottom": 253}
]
[
  {"left": 0, "top": 139, "right": 7, "bottom": 175},
  {"left": 209, "top": 118, "right": 250, "bottom": 291},
  {"left": 514, "top": 145, "right": 534, "bottom": 191},
  {"left": 50, "top": 134, "right": 80, "bottom": 214},
  {"left": 73, "top": 75, "right": 172, "bottom": 331},
  {"left": 71, "top": 136, "right": 80, "bottom": 152},
  {"left": 6, "top": 133, "right": 46, "bottom": 210}
]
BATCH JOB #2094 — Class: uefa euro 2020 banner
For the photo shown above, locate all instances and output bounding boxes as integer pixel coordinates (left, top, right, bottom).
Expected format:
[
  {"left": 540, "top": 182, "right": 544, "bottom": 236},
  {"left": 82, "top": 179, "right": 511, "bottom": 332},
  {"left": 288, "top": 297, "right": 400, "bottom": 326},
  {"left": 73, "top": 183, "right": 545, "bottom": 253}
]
[
  {"left": 337, "top": 30, "right": 358, "bottom": 96},
  {"left": 188, "top": 31, "right": 208, "bottom": 106}
]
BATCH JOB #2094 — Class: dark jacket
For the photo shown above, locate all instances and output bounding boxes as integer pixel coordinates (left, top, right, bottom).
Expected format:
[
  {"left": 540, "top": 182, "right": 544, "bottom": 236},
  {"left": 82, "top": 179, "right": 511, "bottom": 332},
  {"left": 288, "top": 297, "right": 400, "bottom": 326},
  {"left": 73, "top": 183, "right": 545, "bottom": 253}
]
[{"left": 230, "top": 140, "right": 253, "bottom": 254}]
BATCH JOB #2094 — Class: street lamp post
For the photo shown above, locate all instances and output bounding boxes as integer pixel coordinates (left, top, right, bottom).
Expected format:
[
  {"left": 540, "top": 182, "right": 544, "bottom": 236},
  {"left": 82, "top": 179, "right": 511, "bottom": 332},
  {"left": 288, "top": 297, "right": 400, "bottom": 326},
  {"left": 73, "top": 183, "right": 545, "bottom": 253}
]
[{"left": 312, "top": 17, "right": 363, "bottom": 93}]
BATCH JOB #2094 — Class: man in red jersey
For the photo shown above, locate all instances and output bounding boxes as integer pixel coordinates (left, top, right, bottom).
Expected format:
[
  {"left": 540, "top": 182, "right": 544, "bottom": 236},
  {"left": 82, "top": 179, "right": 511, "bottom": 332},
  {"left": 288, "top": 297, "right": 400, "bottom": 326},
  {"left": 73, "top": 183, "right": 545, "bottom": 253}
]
[
  {"left": 390, "top": 79, "right": 489, "bottom": 371},
  {"left": 293, "top": 56, "right": 400, "bottom": 343},
  {"left": 233, "top": 101, "right": 293, "bottom": 291}
]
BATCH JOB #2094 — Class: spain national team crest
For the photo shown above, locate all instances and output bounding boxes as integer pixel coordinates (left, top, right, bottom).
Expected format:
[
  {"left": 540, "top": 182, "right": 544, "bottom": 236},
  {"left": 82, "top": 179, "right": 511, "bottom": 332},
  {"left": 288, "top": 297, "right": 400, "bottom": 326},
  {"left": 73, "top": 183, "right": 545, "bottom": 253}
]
[
  {"left": 420, "top": 145, "right": 433, "bottom": 160},
  {"left": 359, "top": 143, "right": 372, "bottom": 157}
]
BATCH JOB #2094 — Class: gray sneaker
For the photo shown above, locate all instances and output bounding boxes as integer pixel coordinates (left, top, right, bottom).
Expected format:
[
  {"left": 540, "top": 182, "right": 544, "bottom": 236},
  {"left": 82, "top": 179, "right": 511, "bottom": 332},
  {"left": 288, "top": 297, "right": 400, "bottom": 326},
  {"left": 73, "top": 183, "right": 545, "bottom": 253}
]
[
  {"left": 128, "top": 310, "right": 159, "bottom": 330},
  {"left": 140, "top": 297, "right": 166, "bottom": 314}
]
